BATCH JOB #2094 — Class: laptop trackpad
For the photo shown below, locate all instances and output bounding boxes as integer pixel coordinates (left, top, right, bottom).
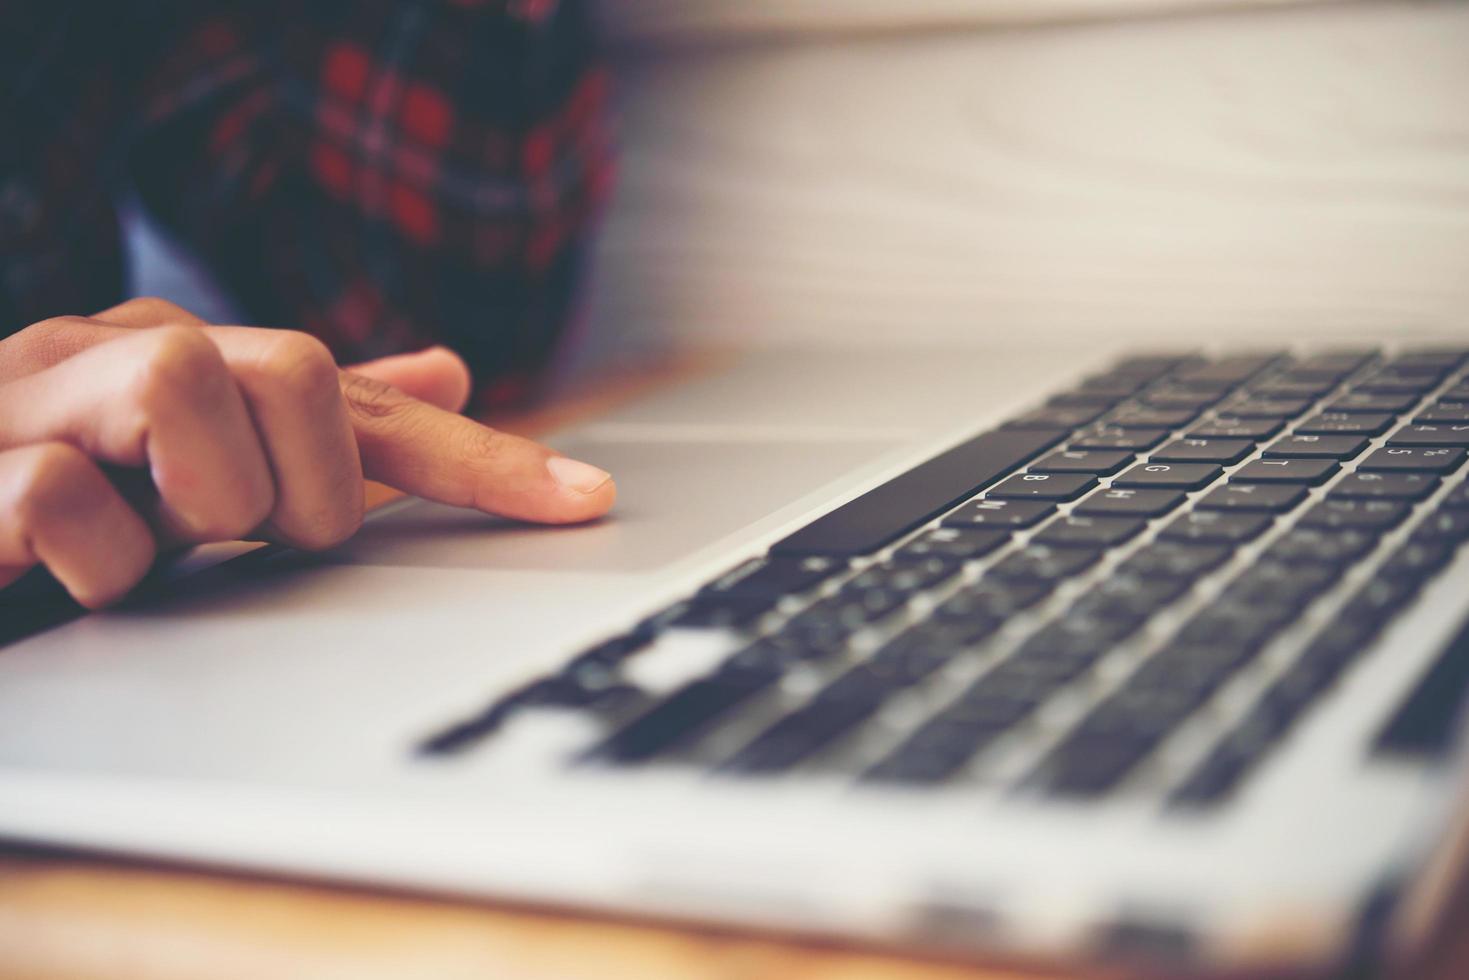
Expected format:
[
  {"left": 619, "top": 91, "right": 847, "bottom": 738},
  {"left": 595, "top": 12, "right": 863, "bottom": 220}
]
[{"left": 328, "top": 436, "right": 899, "bottom": 574}]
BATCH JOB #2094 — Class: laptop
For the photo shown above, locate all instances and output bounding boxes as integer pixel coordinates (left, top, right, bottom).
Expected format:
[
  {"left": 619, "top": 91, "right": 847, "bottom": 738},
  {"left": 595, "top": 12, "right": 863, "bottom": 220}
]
[{"left": 4, "top": 334, "right": 1469, "bottom": 975}]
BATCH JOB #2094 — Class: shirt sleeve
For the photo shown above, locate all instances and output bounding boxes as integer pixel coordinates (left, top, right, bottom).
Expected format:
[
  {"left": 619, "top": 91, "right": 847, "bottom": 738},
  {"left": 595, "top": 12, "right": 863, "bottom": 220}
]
[{"left": 129, "top": 0, "right": 615, "bottom": 404}]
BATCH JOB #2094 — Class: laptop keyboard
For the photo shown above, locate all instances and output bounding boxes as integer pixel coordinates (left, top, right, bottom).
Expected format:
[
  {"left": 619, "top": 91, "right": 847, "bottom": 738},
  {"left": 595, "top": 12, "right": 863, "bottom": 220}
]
[{"left": 419, "top": 348, "right": 1469, "bottom": 807}]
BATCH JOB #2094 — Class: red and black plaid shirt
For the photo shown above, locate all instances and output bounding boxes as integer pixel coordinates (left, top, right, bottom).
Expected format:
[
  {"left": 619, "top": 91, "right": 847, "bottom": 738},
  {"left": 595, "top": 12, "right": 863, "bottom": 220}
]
[{"left": 0, "top": 0, "right": 613, "bottom": 404}]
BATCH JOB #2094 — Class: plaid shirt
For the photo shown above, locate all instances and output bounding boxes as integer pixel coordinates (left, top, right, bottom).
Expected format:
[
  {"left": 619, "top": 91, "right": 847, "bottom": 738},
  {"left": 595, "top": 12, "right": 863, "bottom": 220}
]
[{"left": 0, "top": 0, "right": 613, "bottom": 404}]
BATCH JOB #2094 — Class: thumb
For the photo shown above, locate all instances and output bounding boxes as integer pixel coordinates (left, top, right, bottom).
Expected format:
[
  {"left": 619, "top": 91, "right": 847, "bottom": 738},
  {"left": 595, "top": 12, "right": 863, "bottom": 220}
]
[{"left": 347, "top": 346, "right": 472, "bottom": 413}]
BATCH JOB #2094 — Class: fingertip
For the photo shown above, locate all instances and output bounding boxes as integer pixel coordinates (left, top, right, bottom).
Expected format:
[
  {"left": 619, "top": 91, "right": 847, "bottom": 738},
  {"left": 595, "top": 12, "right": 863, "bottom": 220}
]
[
  {"left": 421, "top": 346, "right": 473, "bottom": 413},
  {"left": 347, "top": 345, "right": 472, "bottom": 413}
]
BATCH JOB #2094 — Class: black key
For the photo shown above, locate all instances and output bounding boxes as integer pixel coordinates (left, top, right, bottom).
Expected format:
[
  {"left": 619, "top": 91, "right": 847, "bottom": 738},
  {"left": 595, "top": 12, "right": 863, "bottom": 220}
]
[
  {"left": 894, "top": 527, "right": 1010, "bottom": 562},
  {"left": 1004, "top": 406, "right": 1104, "bottom": 430},
  {"left": 1222, "top": 561, "right": 1338, "bottom": 612},
  {"left": 1196, "top": 482, "right": 1307, "bottom": 513},
  {"left": 721, "top": 636, "right": 834, "bottom": 674},
  {"left": 1039, "top": 731, "right": 1157, "bottom": 796},
  {"left": 1266, "top": 528, "right": 1377, "bottom": 566},
  {"left": 665, "top": 596, "right": 773, "bottom": 629},
  {"left": 1220, "top": 397, "right": 1310, "bottom": 419},
  {"left": 1173, "top": 355, "right": 1279, "bottom": 387},
  {"left": 934, "top": 579, "right": 1049, "bottom": 621},
  {"left": 944, "top": 680, "right": 1048, "bottom": 727},
  {"left": 1387, "top": 423, "right": 1469, "bottom": 448},
  {"left": 1150, "top": 438, "right": 1252, "bottom": 465},
  {"left": 1263, "top": 434, "right": 1367, "bottom": 460},
  {"left": 1136, "top": 638, "right": 1263, "bottom": 700},
  {"left": 1159, "top": 510, "right": 1272, "bottom": 545},
  {"left": 1410, "top": 510, "right": 1469, "bottom": 546},
  {"left": 864, "top": 718, "right": 1005, "bottom": 784},
  {"left": 1337, "top": 577, "right": 1419, "bottom": 630},
  {"left": 1332, "top": 471, "right": 1439, "bottom": 500},
  {"left": 1375, "top": 614, "right": 1469, "bottom": 757},
  {"left": 989, "top": 544, "right": 1102, "bottom": 585},
  {"left": 1073, "top": 574, "right": 1192, "bottom": 620},
  {"left": 1030, "top": 448, "right": 1132, "bottom": 475},
  {"left": 1105, "top": 405, "right": 1198, "bottom": 429},
  {"left": 777, "top": 602, "right": 868, "bottom": 650},
  {"left": 1359, "top": 447, "right": 1466, "bottom": 474},
  {"left": 1010, "top": 619, "right": 1124, "bottom": 672},
  {"left": 1074, "top": 487, "right": 1186, "bottom": 518},
  {"left": 773, "top": 427, "right": 1064, "bottom": 557},
  {"left": 852, "top": 636, "right": 957, "bottom": 687},
  {"left": 1188, "top": 417, "right": 1283, "bottom": 440},
  {"left": 702, "top": 556, "right": 840, "bottom": 600},
  {"left": 1439, "top": 382, "right": 1469, "bottom": 405},
  {"left": 568, "top": 633, "right": 654, "bottom": 671},
  {"left": 988, "top": 472, "right": 1096, "bottom": 500},
  {"left": 1033, "top": 515, "right": 1146, "bottom": 549},
  {"left": 1324, "top": 392, "right": 1418, "bottom": 414},
  {"left": 1290, "top": 350, "right": 1374, "bottom": 379},
  {"left": 1232, "top": 458, "right": 1337, "bottom": 485},
  {"left": 1391, "top": 349, "right": 1466, "bottom": 372},
  {"left": 1140, "top": 386, "right": 1222, "bottom": 411},
  {"left": 1077, "top": 372, "right": 1150, "bottom": 395},
  {"left": 1077, "top": 686, "right": 1209, "bottom": 741},
  {"left": 1353, "top": 371, "right": 1440, "bottom": 395},
  {"left": 1248, "top": 379, "right": 1336, "bottom": 400},
  {"left": 801, "top": 588, "right": 903, "bottom": 629},
  {"left": 1300, "top": 498, "right": 1409, "bottom": 533},
  {"left": 844, "top": 557, "right": 957, "bottom": 597},
  {"left": 721, "top": 690, "right": 885, "bottom": 773},
  {"left": 591, "top": 670, "right": 780, "bottom": 763},
  {"left": 1416, "top": 405, "right": 1469, "bottom": 424},
  {"left": 1295, "top": 412, "right": 1395, "bottom": 436},
  {"left": 1112, "top": 354, "right": 1199, "bottom": 378},
  {"left": 420, "top": 671, "right": 647, "bottom": 756},
  {"left": 1048, "top": 390, "right": 1126, "bottom": 410},
  {"left": 943, "top": 497, "right": 1055, "bottom": 529},
  {"left": 1112, "top": 462, "right": 1222, "bottom": 490},
  {"left": 1069, "top": 426, "right": 1169, "bottom": 451},
  {"left": 1379, "top": 540, "right": 1453, "bottom": 583},
  {"left": 1119, "top": 542, "right": 1230, "bottom": 580},
  {"left": 1440, "top": 483, "right": 1469, "bottom": 510},
  {"left": 1171, "top": 706, "right": 1287, "bottom": 806}
]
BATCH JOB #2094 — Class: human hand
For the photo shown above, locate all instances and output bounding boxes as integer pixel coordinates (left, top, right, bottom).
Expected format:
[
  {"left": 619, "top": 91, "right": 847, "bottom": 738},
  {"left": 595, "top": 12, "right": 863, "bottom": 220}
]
[{"left": 0, "top": 298, "right": 615, "bottom": 607}]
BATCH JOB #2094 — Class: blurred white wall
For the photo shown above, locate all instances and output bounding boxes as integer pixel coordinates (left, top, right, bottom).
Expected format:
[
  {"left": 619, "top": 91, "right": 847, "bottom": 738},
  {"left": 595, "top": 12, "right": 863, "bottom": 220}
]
[{"left": 581, "top": 0, "right": 1469, "bottom": 366}]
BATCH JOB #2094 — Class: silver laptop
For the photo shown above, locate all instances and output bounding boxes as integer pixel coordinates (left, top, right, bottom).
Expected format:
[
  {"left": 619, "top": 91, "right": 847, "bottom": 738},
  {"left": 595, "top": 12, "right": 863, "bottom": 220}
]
[{"left": 4, "top": 335, "right": 1469, "bottom": 975}]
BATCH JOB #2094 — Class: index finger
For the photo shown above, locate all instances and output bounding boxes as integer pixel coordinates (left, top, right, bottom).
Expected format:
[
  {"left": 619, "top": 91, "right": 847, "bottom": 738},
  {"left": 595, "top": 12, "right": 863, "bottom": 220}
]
[{"left": 339, "top": 372, "right": 615, "bottom": 525}]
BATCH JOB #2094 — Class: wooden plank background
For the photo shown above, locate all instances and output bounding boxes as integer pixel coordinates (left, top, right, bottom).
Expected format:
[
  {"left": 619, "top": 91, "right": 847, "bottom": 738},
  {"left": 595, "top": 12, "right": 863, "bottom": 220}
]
[{"left": 575, "top": 0, "right": 1469, "bottom": 378}]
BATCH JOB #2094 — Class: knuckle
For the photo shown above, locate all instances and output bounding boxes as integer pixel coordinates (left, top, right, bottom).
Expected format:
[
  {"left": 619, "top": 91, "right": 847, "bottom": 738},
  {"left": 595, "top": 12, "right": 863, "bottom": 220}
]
[
  {"left": 456, "top": 424, "right": 512, "bottom": 469},
  {"left": 280, "top": 501, "right": 363, "bottom": 552},
  {"left": 113, "top": 296, "right": 193, "bottom": 323},
  {"left": 9, "top": 443, "right": 101, "bottom": 529},
  {"left": 341, "top": 372, "right": 412, "bottom": 422},
  {"left": 252, "top": 331, "right": 340, "bottom": 404},
  {"left": 132, "top": 326, "right": 228, "bottom": 411}
]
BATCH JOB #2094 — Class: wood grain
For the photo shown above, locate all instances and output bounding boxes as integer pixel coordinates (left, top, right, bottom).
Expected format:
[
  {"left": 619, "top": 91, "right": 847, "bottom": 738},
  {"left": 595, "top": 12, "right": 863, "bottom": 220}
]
[{"left": 581, "top": 0, "right": 1469, "bottom": 370}]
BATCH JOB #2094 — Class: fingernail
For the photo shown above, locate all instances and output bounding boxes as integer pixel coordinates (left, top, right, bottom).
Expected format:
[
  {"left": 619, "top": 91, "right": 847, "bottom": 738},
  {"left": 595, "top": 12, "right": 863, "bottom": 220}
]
[{"left": 547, "top": 456, "right": 612, "bottom": 494}]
